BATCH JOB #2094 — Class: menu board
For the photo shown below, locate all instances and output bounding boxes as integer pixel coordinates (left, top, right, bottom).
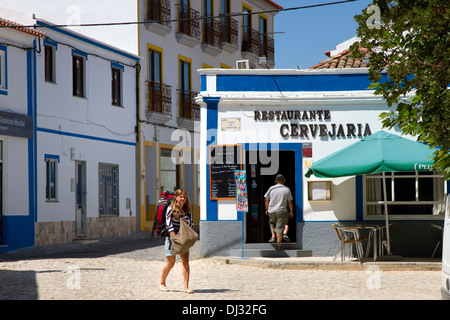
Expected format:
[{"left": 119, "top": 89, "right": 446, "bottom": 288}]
[{"left": 209, "top": 145, "right": 242, "bottom": 199}]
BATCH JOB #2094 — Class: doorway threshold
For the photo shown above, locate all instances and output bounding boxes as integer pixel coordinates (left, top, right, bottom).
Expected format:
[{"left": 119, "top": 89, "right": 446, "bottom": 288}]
[{"left": 229, "top": 243, "right": 312, "bottom": 258}]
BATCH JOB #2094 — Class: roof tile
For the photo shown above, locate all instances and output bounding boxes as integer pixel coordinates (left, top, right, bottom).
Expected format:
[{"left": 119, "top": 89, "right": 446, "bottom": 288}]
[
  {"left": 0, "top": 17, "right": 45, "bottom": 37},
  {"left": 309, "top": 48, "right": 370, "bottom": 69}
]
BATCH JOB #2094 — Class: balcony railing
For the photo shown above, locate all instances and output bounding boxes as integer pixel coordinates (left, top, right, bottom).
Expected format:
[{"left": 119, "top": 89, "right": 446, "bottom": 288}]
[
  {"left": 260, "top": 35, "right": 275, "bottom": 62},
  {"left": 242, "top": 26, "right": 275, "bottom": 63},
  {"left": 177, "top": 4, "right": 200, "bottom": 41},
  {"left": 202, "top": 17, "right": 222, "bottom": 48},
  {"left": 177, "top": 89, "right": 200, "bottom": 121},
  {"left": 242, "top": 26, "right": 260, "bottom": 56},
  {"left": 146, "top": 80, "right": 172, "bottom": 115},
  {"left": 220, "top": 16, "right": 239, "bottom": 47},
  {"left": 146, "top": 0, "right": 171, "bottom": 28}
]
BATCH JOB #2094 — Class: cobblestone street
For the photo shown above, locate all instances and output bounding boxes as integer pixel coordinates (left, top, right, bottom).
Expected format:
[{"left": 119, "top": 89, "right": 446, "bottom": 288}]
[{"left": 0, "top": 233, "right": 442, "bottom": 301}]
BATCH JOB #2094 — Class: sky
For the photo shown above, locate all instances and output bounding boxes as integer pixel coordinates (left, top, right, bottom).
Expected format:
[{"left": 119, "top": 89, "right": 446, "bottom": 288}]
[
  {"left": 1, "top": 0, "right": 374, "bottom": 70},
  {"left": 273, "top": 0, "right": 373, "bottom": 69}
]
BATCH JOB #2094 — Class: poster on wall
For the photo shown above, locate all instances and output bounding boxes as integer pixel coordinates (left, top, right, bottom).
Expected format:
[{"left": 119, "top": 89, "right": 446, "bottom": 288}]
[
  {"left": 234, "top": 170, "right": 248, "bottom": 213},
  {"left": 209, "top": 144, "right": 242, "bottom": 199}
]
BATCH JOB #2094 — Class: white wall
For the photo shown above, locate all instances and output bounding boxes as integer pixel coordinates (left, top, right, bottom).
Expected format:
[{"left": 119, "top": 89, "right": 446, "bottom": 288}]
[
  {"left": 35, "top": 28, "right": 138, "bottom": 223},
  {"left": 1, "top": 136, "right": 29, "bottom": 216},
  {"left": 36, "top": 132, "right": 136, "bottom": 222},
  {"left": 213, "top": 100, "right": 392, "bottom": 221},
  {"left": 0, "top": 29, "right": 35, "bottom": 217}
]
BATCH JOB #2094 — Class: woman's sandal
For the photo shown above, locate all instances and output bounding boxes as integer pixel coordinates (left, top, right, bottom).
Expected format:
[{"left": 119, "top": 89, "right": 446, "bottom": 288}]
[
  {"left": 185, "top": 289, "right": 194, "bottom": 294},
  {"left": 159, "top": 284, "right": 169, "bottom": 291}
]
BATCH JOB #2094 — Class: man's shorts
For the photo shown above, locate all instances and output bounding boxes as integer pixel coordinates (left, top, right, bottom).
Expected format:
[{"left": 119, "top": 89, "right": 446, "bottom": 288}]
[{"left": 268, "top": 211, "right": 289, "bottom": 235}]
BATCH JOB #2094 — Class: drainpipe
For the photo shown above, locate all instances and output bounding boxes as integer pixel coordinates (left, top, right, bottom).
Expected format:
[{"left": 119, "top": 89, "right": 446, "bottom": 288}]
[{"left": 135, "top": 62, "right": 141, "bottom": 232}]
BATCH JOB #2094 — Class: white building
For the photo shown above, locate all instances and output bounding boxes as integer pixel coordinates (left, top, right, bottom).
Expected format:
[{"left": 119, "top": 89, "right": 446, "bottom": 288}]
[
  {"left": 0, "top": 12, "right": 139, "bottom": 252},
  {"left": 33, "top": 20, "right": 140, "bottom": 246},
  {"left": 197, "top": 67, "right": 448, "bottom": 258},
  {"left": 137, "top": 0, "right": 282, "bottom": 231},
  {"left": 0, "top": 16, "right": 44, "bottom": 251},
  {"left": 1, "top": 0, "right": 283, "bottom": 234}
]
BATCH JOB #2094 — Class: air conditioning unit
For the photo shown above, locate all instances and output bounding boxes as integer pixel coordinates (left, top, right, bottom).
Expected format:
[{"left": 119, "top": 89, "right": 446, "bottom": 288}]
[{"left": 236, "top": 60, "right": 250, "bottom": 69}]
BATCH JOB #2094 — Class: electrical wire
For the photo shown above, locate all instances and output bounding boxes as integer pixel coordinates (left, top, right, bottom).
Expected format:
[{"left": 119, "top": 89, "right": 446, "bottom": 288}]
[{"left": 0, "top": 0, "right": 358, "bottom": 29}]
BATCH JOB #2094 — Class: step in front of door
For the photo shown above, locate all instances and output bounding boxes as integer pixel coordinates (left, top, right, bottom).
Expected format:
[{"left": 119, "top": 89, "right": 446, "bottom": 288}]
[{"left": 229, "top": 248, "right": 312, "bottom": 258}]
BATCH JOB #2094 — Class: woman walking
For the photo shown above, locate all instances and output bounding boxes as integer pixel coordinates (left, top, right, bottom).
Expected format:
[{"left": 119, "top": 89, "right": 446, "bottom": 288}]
[{"left": 160, "top": 189, "right": 194, "bottom": 294}]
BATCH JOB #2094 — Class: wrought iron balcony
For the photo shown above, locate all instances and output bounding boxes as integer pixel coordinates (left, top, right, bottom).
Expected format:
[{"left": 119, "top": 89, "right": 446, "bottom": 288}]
[
  {"left": 220, "top": 16, "right": 239, "bottom": 48},
  {"left": 146, "top": 80, "right": 172, "bottom": 116},
  {"left": 177, "top": 4, "right": 200, "bottom": 41},
  {"left": 242, "top": 26, "right": 275, "bottom": 64},
  {"left": 146, "top": 0, "right": 171, "bottom": 28},
  {"left": 202, "top": 17, "right": 222, "bottom": 48},
  {"left": 259, "top": 34, "right": 275, "bottom": 63},
  {"left": 177, "top": 89, "right": 200, "bottom": 121}
]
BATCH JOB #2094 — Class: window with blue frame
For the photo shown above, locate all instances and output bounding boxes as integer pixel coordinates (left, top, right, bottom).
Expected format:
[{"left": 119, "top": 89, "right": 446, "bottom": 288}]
[
  {"left": 99, "top": 163, "right": 119, "bottom": 216},
  {"left": 44, "top": 39, "right": 57, "bottom": 83},
  {"left": 45, "top": 155, "right": 59, "bottom": 201},
  {"left": 72, "top": 49, "right": 87, "bottom": 98},
  {"left": 111, "top": 62, "right": 123, "bottom": 106}
]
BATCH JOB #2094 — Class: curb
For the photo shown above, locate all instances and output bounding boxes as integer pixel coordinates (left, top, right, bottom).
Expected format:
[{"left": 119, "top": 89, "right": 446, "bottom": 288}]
[{"left": 214, "top": 256, "right": 442, "bottom": 271}]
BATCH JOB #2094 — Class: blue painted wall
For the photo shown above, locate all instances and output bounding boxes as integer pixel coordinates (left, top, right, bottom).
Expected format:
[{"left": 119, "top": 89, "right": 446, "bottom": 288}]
[{"left": 216, "top": 73, "right": 388, "bottom": 92}]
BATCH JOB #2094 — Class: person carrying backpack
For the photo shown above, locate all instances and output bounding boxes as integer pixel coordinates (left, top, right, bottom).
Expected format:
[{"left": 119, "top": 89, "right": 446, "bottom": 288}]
[
  {"left": 151, "top": 191, "right": 174, "bottom": 238},
  {"left": 159, "top": 188, "right": 194, "bottom": 294}
]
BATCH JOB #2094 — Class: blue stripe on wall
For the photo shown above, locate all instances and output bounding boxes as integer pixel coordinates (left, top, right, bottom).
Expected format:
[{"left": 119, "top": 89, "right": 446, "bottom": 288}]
[
  {"left": 203, "top": 97, "right": 221, "bottom": 222},
  {"left": 216, "top": 74, "right": 388, "bottom": 92},
  {"left": 37, "top": 128, "right": 136, "bottom": 146}
]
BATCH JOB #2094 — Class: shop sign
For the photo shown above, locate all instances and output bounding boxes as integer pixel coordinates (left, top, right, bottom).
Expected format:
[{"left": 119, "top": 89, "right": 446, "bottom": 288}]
[
  {"left": 0, "top": 111, "right": 33, "bottom": 138},
  {"left": 221, "top": 118, "right": 241, "bottom": 131},
  {"left": 253, "top": 109, "right": 372, "bottom": 139}
]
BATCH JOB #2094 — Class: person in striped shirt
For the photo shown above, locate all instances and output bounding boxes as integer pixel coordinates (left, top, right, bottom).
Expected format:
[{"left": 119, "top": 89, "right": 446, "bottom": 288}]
[{"left": 160, "top": 188, "right": 194, "bottom": 294}]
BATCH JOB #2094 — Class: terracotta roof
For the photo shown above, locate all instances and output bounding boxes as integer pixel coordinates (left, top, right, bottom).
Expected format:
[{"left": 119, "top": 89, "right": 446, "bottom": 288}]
[
  {"left": 309, "top": 48, "right": 370, "bottom": 69},
  {"left": 264, "top": 0, "right": 283, "bottom": 10},
  {"left": 0, "top": 17, "right": 45, "bottom": 37}
]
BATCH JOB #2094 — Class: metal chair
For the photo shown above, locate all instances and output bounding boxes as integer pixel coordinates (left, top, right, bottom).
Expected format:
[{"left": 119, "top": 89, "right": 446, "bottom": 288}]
[
  {"left": 365, "top": 224, "right": 392, "bottom": 259},
  {"left": 429, "top": 223, "right": 443, "bottom": 258},
  {"left": 332, "top": 223, "right": 364, "bottom": 262}
]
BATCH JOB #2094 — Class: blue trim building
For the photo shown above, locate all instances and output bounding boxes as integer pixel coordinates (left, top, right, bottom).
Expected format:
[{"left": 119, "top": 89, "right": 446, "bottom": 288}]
[
  {"left": 197, "top": 68, "right": 448, "bottom": 258},
  {"left": 0, "top": 23, "right": 41, "bottom": 252},
  {"left": 0, "top": 17, "right": 140, "bottom": 253}
]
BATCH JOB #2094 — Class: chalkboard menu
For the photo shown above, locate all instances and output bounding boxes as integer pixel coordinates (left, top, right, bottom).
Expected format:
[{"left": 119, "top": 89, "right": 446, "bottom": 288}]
[{"left": 209, "top": 145, "right": 242, "bottom": 199}]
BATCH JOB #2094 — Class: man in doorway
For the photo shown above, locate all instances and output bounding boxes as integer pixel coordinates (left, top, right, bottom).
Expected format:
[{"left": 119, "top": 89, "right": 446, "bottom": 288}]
[{"left": 264, "top": 174, "right": 293, "bottom": 250}]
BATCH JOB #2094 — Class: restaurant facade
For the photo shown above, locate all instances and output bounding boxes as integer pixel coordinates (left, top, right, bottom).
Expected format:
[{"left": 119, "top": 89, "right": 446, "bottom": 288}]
[{"left": 196, "top": 68, "right": 449, "bottom": 258}]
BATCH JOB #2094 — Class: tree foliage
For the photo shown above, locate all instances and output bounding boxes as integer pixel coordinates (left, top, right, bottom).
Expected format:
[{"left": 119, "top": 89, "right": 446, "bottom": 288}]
[{"left": 351, "top": 0, "right": 449, "bottom": 179}]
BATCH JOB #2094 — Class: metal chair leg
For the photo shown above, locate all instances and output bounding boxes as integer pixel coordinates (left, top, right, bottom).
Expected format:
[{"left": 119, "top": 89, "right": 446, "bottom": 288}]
[
  {"left": 432, "top": 241, "right": 441, "bottom": 258},
  {"left": 365, "top": 229, "right": 374, "bottom": 258}
]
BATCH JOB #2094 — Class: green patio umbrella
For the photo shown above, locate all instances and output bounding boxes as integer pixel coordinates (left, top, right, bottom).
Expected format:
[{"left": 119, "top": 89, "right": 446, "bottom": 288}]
[{"left": 305, "top": 130, "right": 435, "bottom": 255}]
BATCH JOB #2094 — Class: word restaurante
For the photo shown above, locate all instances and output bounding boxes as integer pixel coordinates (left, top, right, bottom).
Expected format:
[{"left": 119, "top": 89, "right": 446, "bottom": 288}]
[{"left": 253, "top": 110, "right": 372, "bottom": 139}]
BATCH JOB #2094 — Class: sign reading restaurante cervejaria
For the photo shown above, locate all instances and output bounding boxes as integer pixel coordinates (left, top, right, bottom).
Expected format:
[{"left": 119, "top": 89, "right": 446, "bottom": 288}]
[{"left": 253, "top": 109, "right": 372, "bottom": 139}]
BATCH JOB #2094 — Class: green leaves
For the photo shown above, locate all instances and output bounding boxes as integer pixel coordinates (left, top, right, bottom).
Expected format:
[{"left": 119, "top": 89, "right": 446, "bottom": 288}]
[
  {"left": 353, "top": 0, "right": 450, "bottom": 179},
  {"left": 367, "top": 82, "right": 379, "bottom": 89}
]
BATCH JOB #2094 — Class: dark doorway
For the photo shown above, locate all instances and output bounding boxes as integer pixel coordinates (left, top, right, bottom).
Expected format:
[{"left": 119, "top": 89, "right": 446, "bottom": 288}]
[
  {"left": 245, "top": 150, "right": 296, "bottom": 243},
  {"left": 75, "top": 161, "right": 86, "bottom": 236}
]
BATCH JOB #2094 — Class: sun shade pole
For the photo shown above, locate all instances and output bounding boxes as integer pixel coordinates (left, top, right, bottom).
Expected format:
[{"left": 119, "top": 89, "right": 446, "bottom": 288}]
[{"left": 382, "top": 171, "right": 392, "bottom": 255}]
